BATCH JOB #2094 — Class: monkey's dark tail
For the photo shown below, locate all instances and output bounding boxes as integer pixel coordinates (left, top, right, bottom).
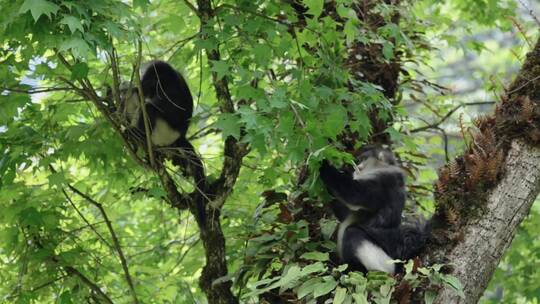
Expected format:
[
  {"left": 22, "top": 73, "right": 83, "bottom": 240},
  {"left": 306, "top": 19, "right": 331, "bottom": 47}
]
[
  {"left": 173, "top": 137, "right": 207, "bottom": 229},
  {"left": 399, "top": 218, "right": 431, "bottom": 260}
]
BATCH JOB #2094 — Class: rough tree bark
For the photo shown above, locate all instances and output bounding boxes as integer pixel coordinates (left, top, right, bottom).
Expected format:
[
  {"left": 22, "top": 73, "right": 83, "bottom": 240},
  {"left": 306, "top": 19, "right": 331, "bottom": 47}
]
[
  {"left": 436, "top": 141, "right": 540, "bottom": 303},
  {"left": 429, "top": 37, "right": 540, "bottom": 303}
]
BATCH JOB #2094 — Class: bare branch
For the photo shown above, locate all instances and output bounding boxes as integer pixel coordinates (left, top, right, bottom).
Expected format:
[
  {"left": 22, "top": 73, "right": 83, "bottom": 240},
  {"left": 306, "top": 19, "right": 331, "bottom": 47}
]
[
  {"left": 1, "top": 86, "right": 72, "bottom": 94},
  {"left": 410, "top": 101, "right": 496, "bottom": 133}
]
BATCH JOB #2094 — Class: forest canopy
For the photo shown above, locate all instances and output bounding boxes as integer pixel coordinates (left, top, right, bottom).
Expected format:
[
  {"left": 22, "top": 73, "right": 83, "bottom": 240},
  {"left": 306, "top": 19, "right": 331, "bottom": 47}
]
[{"left": 1, "top": 0, "right": 539, "bottom": 303}]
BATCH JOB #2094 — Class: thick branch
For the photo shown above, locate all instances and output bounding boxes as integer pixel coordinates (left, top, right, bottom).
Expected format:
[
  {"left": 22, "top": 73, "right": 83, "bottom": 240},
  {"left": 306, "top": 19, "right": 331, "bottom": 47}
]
[{"left": 196, "top": 1, "right": 249, "bottom": 208}]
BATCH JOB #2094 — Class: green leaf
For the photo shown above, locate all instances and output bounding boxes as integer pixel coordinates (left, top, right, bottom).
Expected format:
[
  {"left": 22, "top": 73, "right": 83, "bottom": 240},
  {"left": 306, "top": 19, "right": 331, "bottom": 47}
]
[
  {"left": 215, "top": 113, "right": 241, "bottom": 139},
  {"left": 210, "top": 60, "right": 230, "bottom": 80},
  {"left": 442, "top": 275, "right": 465, "bottom": 298},
  {"left": 0, "top": 95, "right": 30, "bottom": 124},
  {"left": 297, "top": 278, "right": 323, "bottom": 299},
  {"left": 19, "top": 0, "right": 60, "bottom": 22},
  {"left": 333, "top": 287, "right": 347, "bottom": 304},
  {"left": 322, "top": 105, "right": 347, "bottom": 138},
  {"left": 279, "top": 265, "right": 302, "bottom": 292},
  {"left": 300, "top": 251, "right": 329, "bottom": 261},
  {"left": 352, "top": 292, "right": 369, "bottom": 304},
  {"left": 70, "top": 62, "right": 89, "bottom": 80},
  {"left": 300, "top": 261, "right": 326, "bottom": 275},
  {"left": 21, "top": 208, "right": 42, "bottom": 226},
  {"left": 133, "top": 0, "right": 150, "bottom": 9},
  {"left": 382, "top": 41, "right": 394, "bottom": 60},
  {"left": 344, "top": 19, "right": 359, "bottom": 45},
  {"left": 60, "top": 16, "right": 84, "bottom": 33},
  {"left": 147, "top": 187, "right": 167, "bottom": 199},
  {"left": 59, "top": 38, "right": 92, "bottom": 58},
  {"left": 59, "top": 291, "right": 74, "bottom": 304},
  {"left": 304, "top": 0, "right": 324, "bottom": 18},
  {"left": 48, "top": 172, "right": 67, "bottom": 188},
  {"left": 238, "top": 106, "right": 258, "bottom": 129},
  {"left": 319, "top": 218, "right": 337, "bottom": 240},
  {"left": 253, "top": 43, "right": 271, "bottom": 66},
  {"left": 269, "top": 87, "right": 288, "bottom": 109},
  {"left": 313, "top": 277, "right": 337, "bottom": 298},
  {"left": 424, "top": 290, "right": 437, "bottom": 304}
]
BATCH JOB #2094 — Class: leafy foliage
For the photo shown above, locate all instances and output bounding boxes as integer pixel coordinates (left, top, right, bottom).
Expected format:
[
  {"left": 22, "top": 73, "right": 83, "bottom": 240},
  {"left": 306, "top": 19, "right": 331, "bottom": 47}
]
[{"left": 0, "top": 0, "right": 535, "bottom": 303}]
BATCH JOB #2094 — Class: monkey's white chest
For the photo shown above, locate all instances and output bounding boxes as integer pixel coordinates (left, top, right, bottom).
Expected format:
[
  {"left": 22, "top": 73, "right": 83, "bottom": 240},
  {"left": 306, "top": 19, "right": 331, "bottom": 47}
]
[{"left": 151, "top": 118, "right": 181, "bottom": 146}]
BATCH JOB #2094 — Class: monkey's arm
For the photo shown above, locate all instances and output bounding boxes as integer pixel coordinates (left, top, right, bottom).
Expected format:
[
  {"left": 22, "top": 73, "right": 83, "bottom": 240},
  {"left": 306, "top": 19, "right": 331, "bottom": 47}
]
[{"left": 319, "top": 161, "right": 390, "bottom": 211}]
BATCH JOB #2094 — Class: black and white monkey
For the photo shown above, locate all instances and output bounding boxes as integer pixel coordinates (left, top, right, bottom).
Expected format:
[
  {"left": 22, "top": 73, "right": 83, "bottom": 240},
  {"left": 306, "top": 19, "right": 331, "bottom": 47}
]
[
  {"left": 319, "top": 146, "right": 429, "bottom": 274},
  {"left": 117, "top": 60, "right": 206, "bottom": 227}
]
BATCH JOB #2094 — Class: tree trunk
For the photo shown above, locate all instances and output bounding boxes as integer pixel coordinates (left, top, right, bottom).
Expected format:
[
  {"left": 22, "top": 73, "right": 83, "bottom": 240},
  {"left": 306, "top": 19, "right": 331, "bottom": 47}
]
[
  {"left": 435, "top": 141, "right": 540, "bottom": 303},
  {"left": 428, "top": 37, "right": 540, "bottom": 303},
  {"left": 199, "top": 210, "right": 238, "bottom": 304}
]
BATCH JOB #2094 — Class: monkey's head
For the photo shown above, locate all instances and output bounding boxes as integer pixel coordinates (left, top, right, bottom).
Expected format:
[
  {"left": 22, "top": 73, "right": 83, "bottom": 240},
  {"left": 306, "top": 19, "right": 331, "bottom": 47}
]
[{"left": 353, "top": 146, "right": 399, "bottom": 178}]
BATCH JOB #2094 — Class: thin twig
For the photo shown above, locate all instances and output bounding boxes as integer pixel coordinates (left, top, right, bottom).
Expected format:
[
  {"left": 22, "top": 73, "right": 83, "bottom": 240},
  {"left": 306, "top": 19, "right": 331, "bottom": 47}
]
[
  {"left": 183, "top": 0, "right": 200, "bottom": 17},
  {"left": 507, "top": 74, "right": 540, "bottom": 95},
  {"left": 410, "top": 101, "right": 495, "bottom": 133},
  {"left": 67, "top": 185, "right": 139, "bottom": 304},
  {"left": 215, "top": 4, "right": 289, "bottom": 26},
  {"left": 109, "top": 45, "right": 122, "bottom": 110},
  {"left": 61, "top": 187, "right": 113, "bottom": 249},
  {"left": 134, "top": 40, "right": 156, "bottom": 168},
  {"left": 507, "top": 15, "right": 532, "bottom": 47},
  {"left": 517, "top": 0, "right": 540, "bottom": 27},
  {"left": 64, "top": 266, "right": 115, "bottom": 304},
  {"left": 29, "top": 275, "right": 69, "bottom": 293},
  {"left": 164, "top": 33, "right": 199, "bottom": 60},
  {"left": 1, "top": 86, "right": 72, "bottom": 94}
]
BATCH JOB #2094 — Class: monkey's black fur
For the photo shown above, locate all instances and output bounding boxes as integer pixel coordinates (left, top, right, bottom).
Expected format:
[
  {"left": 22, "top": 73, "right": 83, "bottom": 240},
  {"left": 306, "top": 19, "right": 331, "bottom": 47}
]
[
  {"left": 320, "top": 146, "right": 429, "bottom": 274},
  {"left": 120, "top": 60, "right": 206, "bottom": 228}
]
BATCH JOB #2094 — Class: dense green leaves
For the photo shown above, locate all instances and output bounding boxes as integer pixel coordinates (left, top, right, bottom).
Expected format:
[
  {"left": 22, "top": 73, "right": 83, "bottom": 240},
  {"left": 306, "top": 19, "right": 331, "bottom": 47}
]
[
  {"left": 0, "top": 0, "right": 536, "bottom": 302},
  {"left": 19, "top": 0, "right": 60, "bottom": 22}
]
